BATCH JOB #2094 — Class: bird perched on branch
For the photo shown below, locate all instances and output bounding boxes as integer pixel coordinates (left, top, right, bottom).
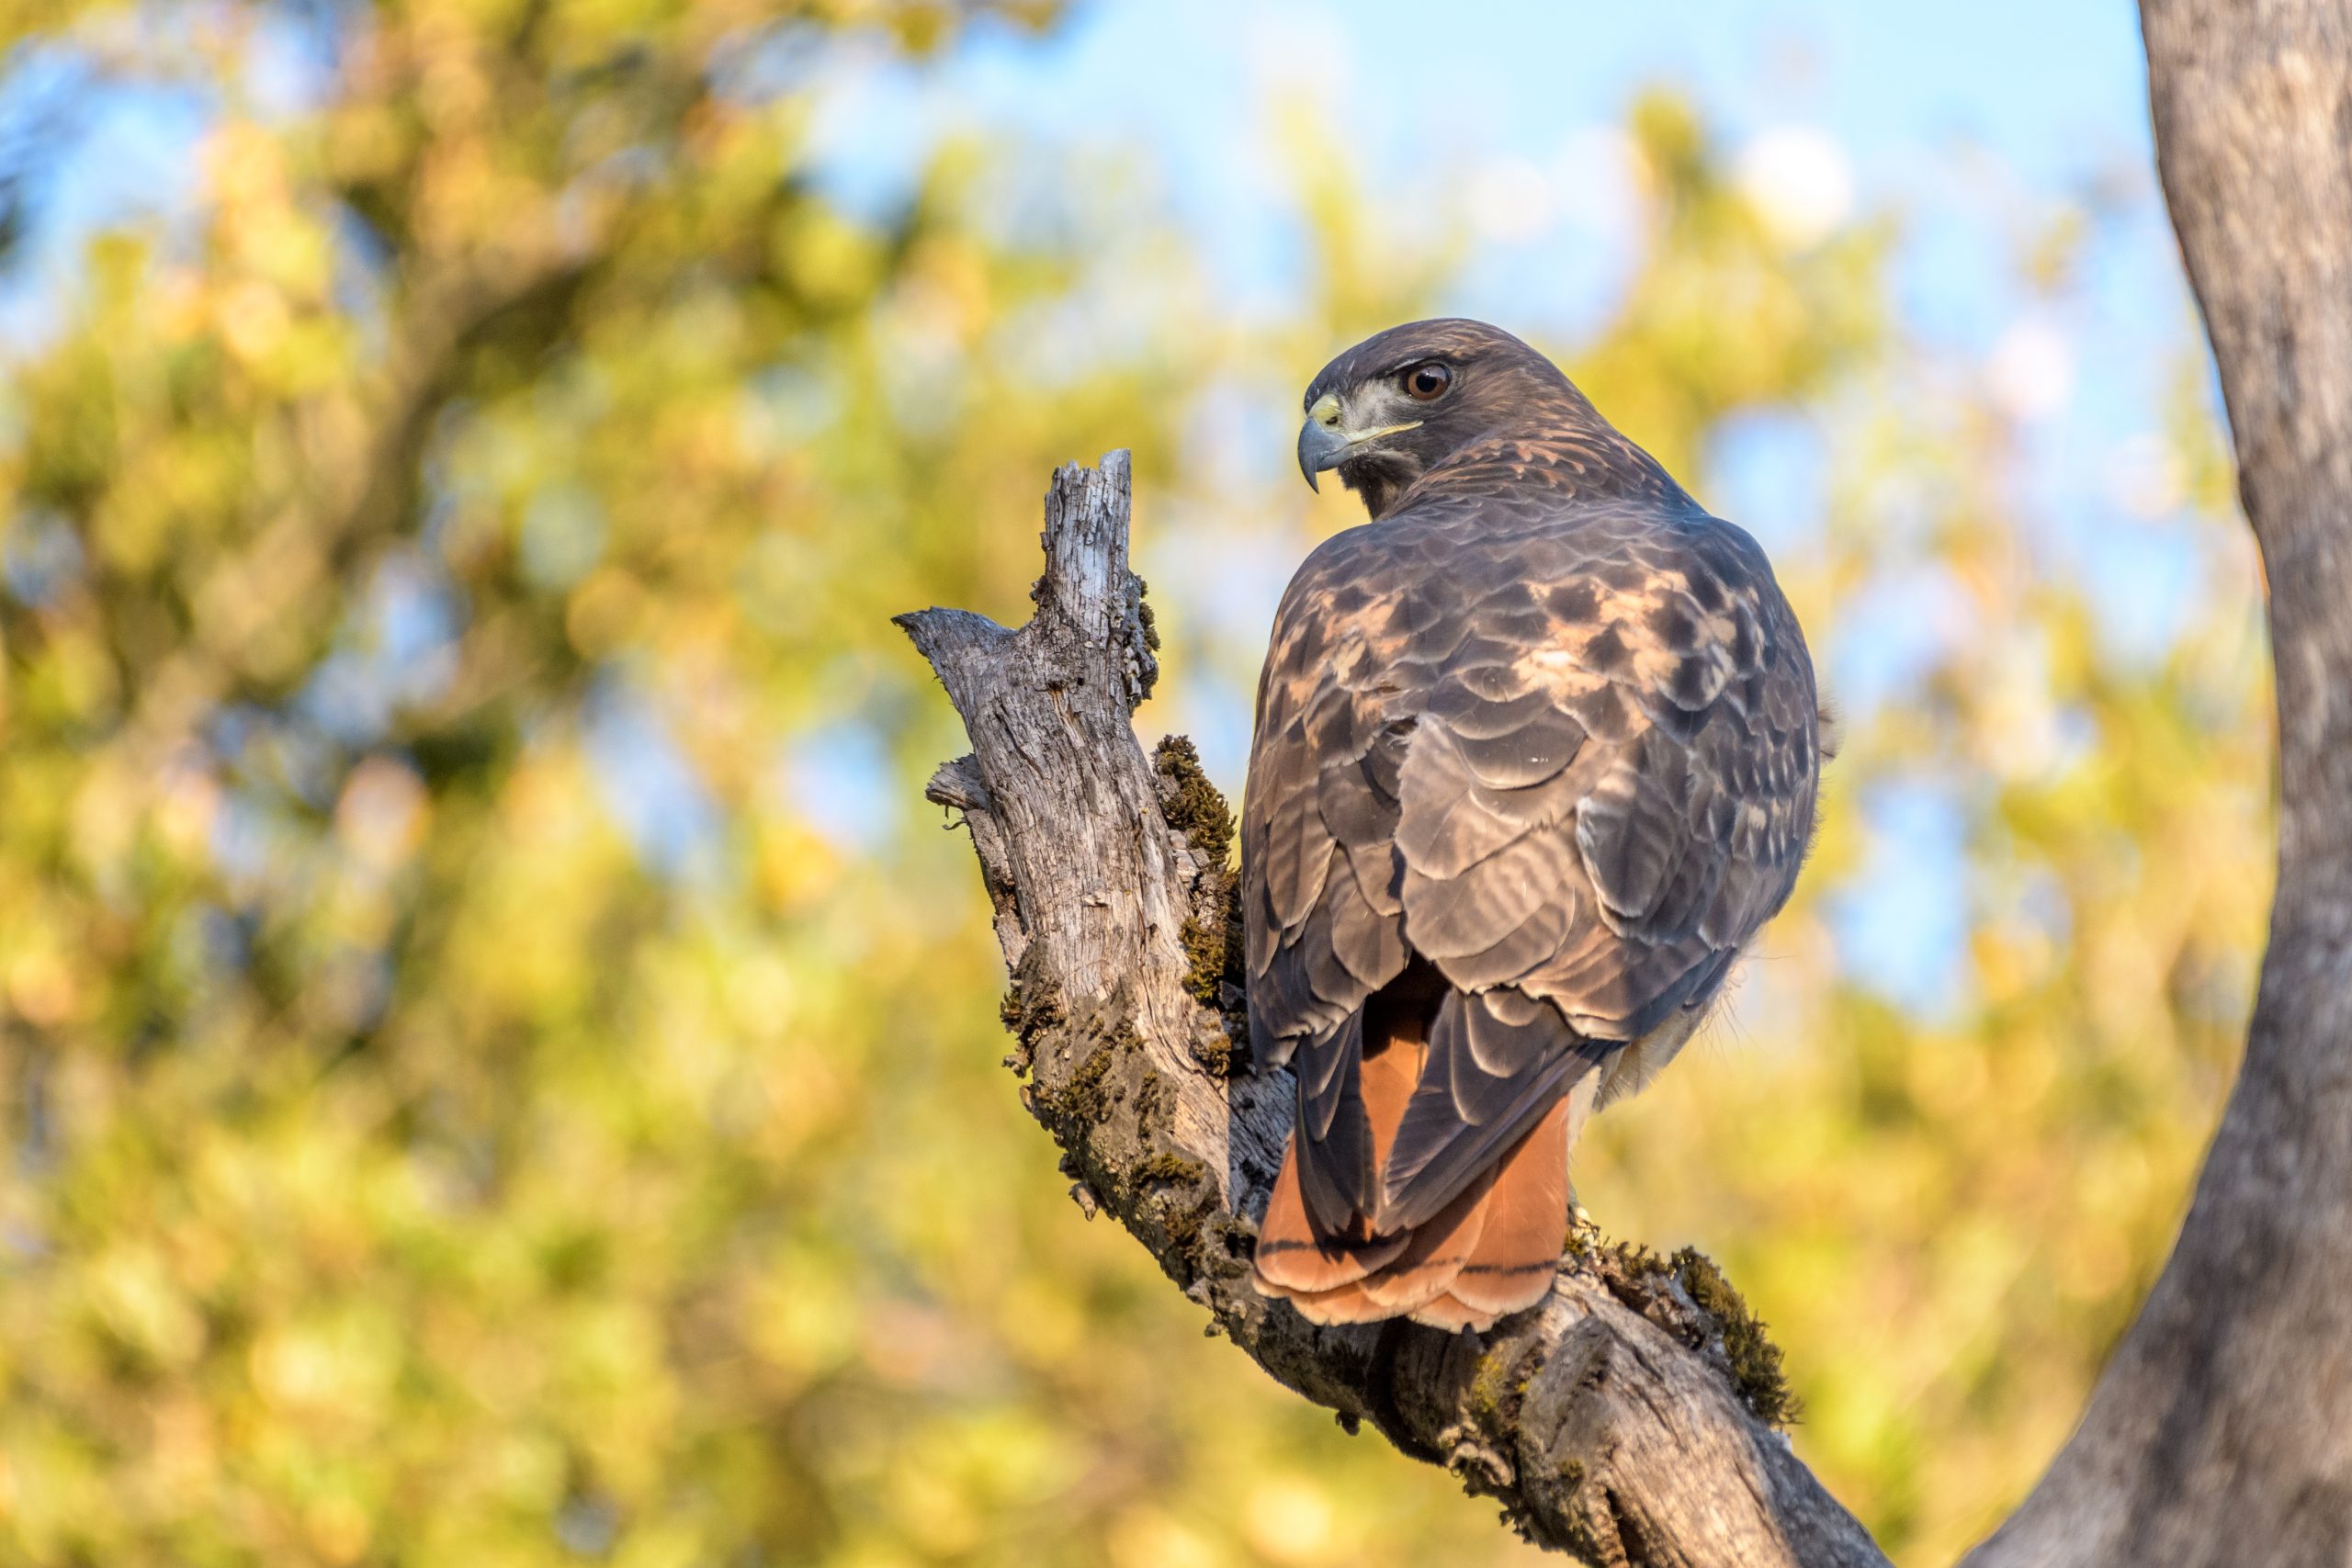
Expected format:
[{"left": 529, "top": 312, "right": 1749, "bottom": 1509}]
[{"left": 1247, "top": 320, "right": 1825, "bottom": 1331}]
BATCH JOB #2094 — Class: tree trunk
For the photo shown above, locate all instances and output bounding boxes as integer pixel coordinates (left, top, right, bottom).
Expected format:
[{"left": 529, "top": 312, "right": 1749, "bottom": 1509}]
[
  {"left": 899, "top": 7, "right": 2352, "bottom": 1562},
  {"left": 1962, "top": 6, "right": 2352, "bottom": 1565}
]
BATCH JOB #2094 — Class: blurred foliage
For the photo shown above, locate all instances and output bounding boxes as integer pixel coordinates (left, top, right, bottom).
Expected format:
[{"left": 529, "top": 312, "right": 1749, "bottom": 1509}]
[{"left": 0, "top": 6, "right": 2268, "bottom": 1568}]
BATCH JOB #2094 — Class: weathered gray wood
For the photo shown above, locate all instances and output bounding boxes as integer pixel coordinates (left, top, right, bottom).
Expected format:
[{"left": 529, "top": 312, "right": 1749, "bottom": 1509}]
[
  {"left": 899, "top": 452, "right": 1889, "bottom": 1566},
  {"left": 903, "top": 10, "right": 2352, "bottom": 1559},
  {"left": 1962, "top": 8, "right": 2352, "bottom": 1566}
]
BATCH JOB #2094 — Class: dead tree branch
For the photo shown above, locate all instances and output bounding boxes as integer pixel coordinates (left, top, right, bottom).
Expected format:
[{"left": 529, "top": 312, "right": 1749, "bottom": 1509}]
[{"left": 898, "top": 452, "right": 1889, "bottom": 1566}]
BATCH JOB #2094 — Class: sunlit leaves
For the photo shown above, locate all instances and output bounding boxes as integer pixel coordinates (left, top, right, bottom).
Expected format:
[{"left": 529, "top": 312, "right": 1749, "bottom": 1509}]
[{"left": 0, "top": 6, "right": 2268, "bottom": 1568}]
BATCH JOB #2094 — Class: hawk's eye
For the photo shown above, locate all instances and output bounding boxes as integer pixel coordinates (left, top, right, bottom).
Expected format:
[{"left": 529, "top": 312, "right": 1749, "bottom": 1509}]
[{"left": 1402, "top": 362, "right": 1452, "bottom": 401}]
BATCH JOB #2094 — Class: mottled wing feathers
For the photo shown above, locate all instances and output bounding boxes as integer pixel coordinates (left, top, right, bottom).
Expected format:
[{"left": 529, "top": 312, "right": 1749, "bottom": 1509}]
[{"left": 1244, "top": 491, "right": 1818, "bottom": 1236}]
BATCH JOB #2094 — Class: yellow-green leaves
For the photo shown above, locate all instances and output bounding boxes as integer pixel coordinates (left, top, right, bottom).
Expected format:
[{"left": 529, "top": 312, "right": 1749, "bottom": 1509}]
[{"left": 0, "top": 10, "right": 2264, "bottom": 1568}]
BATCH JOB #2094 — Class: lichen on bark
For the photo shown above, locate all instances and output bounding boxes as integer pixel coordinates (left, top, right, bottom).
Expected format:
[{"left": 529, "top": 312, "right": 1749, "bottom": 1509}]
[{"left": 1154, "top": 734, "right": 1248, "bottom": 1075}]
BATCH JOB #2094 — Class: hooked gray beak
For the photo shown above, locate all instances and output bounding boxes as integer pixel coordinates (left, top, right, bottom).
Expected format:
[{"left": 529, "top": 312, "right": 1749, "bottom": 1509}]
[
  {"left": 1297, "top": 411, "right": 1350, "bottom": 492},
  {"left": 1296, "top": 391, "right": 1419, "bottom": 492}
]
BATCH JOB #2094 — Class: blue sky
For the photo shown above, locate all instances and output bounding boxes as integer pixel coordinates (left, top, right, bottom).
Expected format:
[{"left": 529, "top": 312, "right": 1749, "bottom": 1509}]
[
  {"left": 805, "top": 0, "right": 2200, "bottom": 673},
  {"left": 798, "top": 0, "right": 2211, "bottom": 1013},
  {"left": 808, "top": 0, "right": 2172, "bottom": 349}
]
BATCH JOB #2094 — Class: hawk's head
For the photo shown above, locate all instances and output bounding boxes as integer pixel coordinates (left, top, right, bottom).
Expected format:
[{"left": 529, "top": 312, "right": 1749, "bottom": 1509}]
[{"left": 1297, "top": 318, "right": 1580, "bottom": 519}]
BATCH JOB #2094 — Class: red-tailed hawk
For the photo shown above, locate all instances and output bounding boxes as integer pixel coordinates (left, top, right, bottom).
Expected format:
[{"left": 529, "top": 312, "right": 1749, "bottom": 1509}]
[{"left": 1248, "top": 320, "right": 1824, "bottom": 1331}]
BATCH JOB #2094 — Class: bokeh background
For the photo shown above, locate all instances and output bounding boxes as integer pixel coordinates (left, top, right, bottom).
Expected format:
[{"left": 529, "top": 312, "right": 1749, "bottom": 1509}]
[{"left": 0, "top": 3, "right": 2273, "bottom": 1565}]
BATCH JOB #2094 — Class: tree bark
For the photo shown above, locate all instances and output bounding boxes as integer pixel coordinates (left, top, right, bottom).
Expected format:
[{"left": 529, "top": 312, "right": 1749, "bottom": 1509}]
[
  {"left": 1962, "top": 6, "right": 2352, "bottom": 1565},
  {"left": 900, "top": 14, "right": 2352, "bottom": 1562},
  {"left": 899, "top": 454, "right": 1889, "bottom": 1566}
]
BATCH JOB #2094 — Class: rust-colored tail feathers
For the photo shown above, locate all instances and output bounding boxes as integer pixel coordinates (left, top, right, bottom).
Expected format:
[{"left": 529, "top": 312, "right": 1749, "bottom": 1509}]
[{"left": 1253, "top": 1001, "right": 1589, "bottom": 1331}]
